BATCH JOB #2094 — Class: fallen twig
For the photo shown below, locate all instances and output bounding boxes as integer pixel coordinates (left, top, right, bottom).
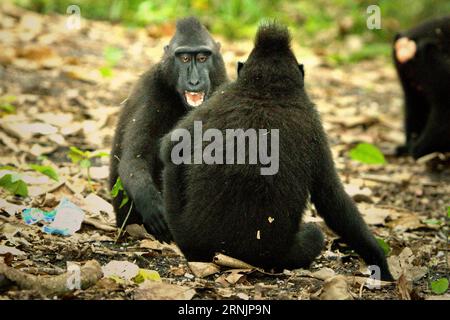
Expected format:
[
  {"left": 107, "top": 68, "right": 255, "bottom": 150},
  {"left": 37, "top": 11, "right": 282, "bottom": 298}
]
[{"left": 360, "top": 174, "right": 403, "bottom": 185}]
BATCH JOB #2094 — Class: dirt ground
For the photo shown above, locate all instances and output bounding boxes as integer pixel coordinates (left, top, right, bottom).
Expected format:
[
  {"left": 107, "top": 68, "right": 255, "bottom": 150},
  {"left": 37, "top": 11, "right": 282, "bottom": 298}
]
[{"left": 0, "top": 4, "right": 449, "bottom": 300}]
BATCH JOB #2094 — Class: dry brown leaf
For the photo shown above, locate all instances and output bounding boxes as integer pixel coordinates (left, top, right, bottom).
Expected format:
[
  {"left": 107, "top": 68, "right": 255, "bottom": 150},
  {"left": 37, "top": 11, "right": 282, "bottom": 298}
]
[
  {"left": 387, "top": 247, "right": 428, "bottom": 281},
  {"left": 81, "top": 193, "right": 114, "bottom": 220},
  {"left": 93, "top": 277, "right": 121, "bottom": 291},
  {"left": 347, "top": 276, "right": 392, "bottom": 289},
  {"left": 320, "top": 275, "right": 354, "bottom": 300},
  {"left": 397, "top": 274, "right": 412, "bottom": 300},
  {"left": 217, "top": 288, "right": 233, "bottom": 298},
  {"left": 426, "top": 295, "right": 450, "bottom": 300},
  {"left": 236, "top": 292, "right": 250, "bottom": 300},
  {"left": 16, "top": 45, "right": 62, "bottom": 69},
  {"left": 28, "top": 144, "right": 56, "bottom": 157},
  {"left": 19, "top": 13, "right": 43, "bottom": 38},
  {"left": 0, "top": 121, "right": 58, "bottom": 140},
  {"left": 65, "top": 178, "right": 86, "bottom": 194},
  {"left": 225, "top": 272, "right": 245, "bottom": 285},
  {"left": 311, "top": 267, "right": 336, "bottom": 281},
  {"left": 102, "top": 260, "right": 139, "bottom": 281},
  {"left": 215, "top": 274, "right": 231, "bottom": 287},
  {"left": 0, "top": 245, "right": 26, "bottom": 256},
  {"left": 134, "top": 281, "right": 195, "bottom": 300},
  {"left": 0, "top": 222, "right": 25, "bottom": 238},
  {"left": 126, "top": 225, "right": 154, "bottom": 240},
  {"left": 83, "top": 217, "right": 116, "bottom": 232},
  {"left": 34, "top": 113, "right": 73, "bottom": 127},
  {"left": 188, "top": 262, "right": 220, "bottom": 278},
  {"left": 0, "top": 45, "right": 16, "bottom": 64},
  {"left": 169, "top": 266, "right": 187, "bottom": 277},
  {"left": 214, "top": 268, "right": 255, "bottom": 286},
  {"left": 28, "top": 180, "right": 66, "bottom": 198},
  {"left": 140, "top": 239, "right": 182, "bottom": 256},
  {"left": 387, "top": 214, "right": 428, "bottom": 231},
  {"left": 0, "top": 131, "right": 19, "bottom": 152},
  {"left": 63, "top": 66, "right": 103, "bottom": 84},
  {"left": 0, "top": 198, "right": 26, "bottom": 216},
  {"left": 344, "top": 183, "right": 372, "bottom": 197},
  {"left": 213, "top": 253, "right": 255, "bottom": 269},
  {"left": 327, "top": 114, "right": 378, "bottom": 128},
  {"left": 140, "top": 239, "right": 165, "bottom": 250},
  {"left": 47, "top": 133, "right": 66, "bottom": 146},
  {"left": 358, "top": 205, "right": 392, "bottom": 225},
  {"left": 60, "top": 122, "right": 83, "bottom": 136},
  {"left": 89, "top": 166, "right": 109, "bottom": 180}
]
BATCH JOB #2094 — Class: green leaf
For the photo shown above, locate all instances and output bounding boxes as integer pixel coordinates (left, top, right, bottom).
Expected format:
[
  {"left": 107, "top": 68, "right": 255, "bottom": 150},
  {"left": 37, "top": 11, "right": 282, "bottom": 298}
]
[
  {"left": 422, "top": 219, "right": 442, "bottom": 226},
  {"left": 8, "top": 173, "right": 22, "bottom": 184},
  {"left": 103, "top": 47, "right": 123, "bottom": 67},
  {"left": 109, "top": 275, "right": 125, "bottom": 284},
  {"left": 0, "top": 165, "right": 16, "bottom": 170},
  {"left": 431, "top": 278, "right": 449, "bottom": 295},
  {"left": 376, "top": 237, "right": 390, "bottom": 256},
  {"left": 110, "top": 177, "right": 123, "bottom": 198},
  {"left": 0, "top": 103, "right": 16, "bottom": 113},
  {"left": 69, "top": 146, "right": 87, "bottom": 156},
  {"left": 0, "top": 174, "right": 29, "bottom": 197},
  {"left": 119, "top": 195, "right": 129, "bottom": 208},
  {"left": 68, "top": 146, "right": 88, "bottom": 164},
  {"left": 90, "top": 151, "right": 110, "bottom": 159},
  {"left": 29, "top": 164, "right": 59, "bottom": 181},
  {"left": 111, "top": 177, "right": 129, "bottom": 208},
  {"left": 1, "top": 95, "right": 17, "bottom": 103},
  {"left": 133, "top": 269, "right": 161, "bottom": 284},
  {"left": 447, "top": 206, "right": 450, "bottom": 218},
  {"left": 99, "top": 66, "right": 113, "bottom": 78},
  {"left": 350, "top": 143, "right": 386, "bottom": 165},
  {"left": 14, "top": 180, "right": 28, "bottom": 197},
  {"left": 68, "top": 152, "right": 82, "bottom": 164},
  {"left": 79, "top": 159, "right": 91, "bottom": 169}
]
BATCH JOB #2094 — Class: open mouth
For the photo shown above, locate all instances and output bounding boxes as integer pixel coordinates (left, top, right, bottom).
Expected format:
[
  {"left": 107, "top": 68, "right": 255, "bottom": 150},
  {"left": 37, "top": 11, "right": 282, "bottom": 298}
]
[{"left": 184, "top": 91, "right": 205, "bottom": 107}]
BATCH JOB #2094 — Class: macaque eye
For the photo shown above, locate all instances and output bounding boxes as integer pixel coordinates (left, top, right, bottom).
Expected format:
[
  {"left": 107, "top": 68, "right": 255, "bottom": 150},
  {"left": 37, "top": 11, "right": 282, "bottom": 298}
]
[
  {"left": 197, "top": 54, "right": 209, "bottom": 63},
  {"left": 179, "top": 54, "right": 191, "bottom": 63}
]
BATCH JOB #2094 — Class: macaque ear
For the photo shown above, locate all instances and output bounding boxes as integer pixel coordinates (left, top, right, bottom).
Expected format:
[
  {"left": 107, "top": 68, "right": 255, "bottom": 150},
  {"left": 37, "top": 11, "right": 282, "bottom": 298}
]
[
  {"left": 164, "top": 45, "right": 169, "bottom": 53},
  {"left": 298, "top": 64, "right": 305, "bottom": 78},
  {"left": 237, "top": 61, "right": 244, "bottom": 76},
  {"left": 216, "top": 41, "right": 221, "bottom": 51}
]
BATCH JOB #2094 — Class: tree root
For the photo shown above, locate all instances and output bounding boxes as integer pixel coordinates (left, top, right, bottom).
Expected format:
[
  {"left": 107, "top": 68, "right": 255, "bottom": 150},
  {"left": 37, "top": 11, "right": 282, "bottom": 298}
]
[{"left": 0, "top": 260, "right": 103, "bottom": 296}]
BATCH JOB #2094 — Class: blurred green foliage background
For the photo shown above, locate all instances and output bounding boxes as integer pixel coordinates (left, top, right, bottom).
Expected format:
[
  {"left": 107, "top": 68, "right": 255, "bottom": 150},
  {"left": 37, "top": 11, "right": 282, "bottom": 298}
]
[{"left": 12, "top": 0, "right": 450, "bottom": 62}]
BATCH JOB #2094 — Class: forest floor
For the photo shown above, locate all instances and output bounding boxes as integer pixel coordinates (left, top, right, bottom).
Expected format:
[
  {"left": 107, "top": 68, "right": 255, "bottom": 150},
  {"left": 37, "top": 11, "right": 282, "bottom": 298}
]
[{"left": 0, "top": 4, "right": 449, "bottom": 300}]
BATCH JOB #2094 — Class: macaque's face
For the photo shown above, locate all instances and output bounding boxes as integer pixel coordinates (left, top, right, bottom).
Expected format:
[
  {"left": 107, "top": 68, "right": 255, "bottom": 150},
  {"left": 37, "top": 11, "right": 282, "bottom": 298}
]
[{"left": 395, "top": 37, "right": 417, "bottom": 64}]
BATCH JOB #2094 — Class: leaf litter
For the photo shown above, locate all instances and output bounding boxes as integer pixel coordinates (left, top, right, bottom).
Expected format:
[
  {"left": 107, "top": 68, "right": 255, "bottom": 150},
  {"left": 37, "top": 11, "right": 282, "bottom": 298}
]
[{"left": 0, "top": 4, "right": 448, "bottom": 300}]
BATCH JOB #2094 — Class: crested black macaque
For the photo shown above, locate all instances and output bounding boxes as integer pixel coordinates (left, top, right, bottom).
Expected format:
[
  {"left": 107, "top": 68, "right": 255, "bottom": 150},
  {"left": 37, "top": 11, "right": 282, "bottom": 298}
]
[
  {"left": 393, "top": 16, "right": 450, "bottom": 159},
  {"left": 109, "top": 17, "right": 227, "bottom": 242},
  {"left": 160, "top": 23, "right": 393, "bottom": 280}
]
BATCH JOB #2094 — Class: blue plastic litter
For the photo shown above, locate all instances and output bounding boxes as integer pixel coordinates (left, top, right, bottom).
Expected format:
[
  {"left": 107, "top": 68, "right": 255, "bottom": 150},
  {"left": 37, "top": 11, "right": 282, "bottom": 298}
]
[{"left": 22, "top": 198, "right": 85, "bottom": 236}]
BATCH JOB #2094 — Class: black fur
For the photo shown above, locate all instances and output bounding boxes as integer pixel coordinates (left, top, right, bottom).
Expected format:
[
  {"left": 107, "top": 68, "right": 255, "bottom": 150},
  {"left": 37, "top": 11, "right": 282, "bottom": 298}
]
[
  {"left": 161, "top": 23, "right": 393, "bottom": 280},
  {"left": 394, "top": 16, "right": 450, "bottom": 158},
  {"left": 109, "top": 17, "right": 227, "bottom": 242}
]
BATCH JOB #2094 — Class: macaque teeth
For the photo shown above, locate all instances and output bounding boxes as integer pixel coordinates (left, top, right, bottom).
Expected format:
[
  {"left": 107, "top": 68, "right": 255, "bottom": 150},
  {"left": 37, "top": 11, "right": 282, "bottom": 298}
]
[{"left": 184, "top": 91, "right": 205, "bottom": 107}]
